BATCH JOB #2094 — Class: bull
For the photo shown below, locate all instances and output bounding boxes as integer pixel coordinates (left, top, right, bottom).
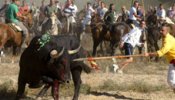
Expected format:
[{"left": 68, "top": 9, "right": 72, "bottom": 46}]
[{"left": 16, "top": 34, "right": 91, "bottom": 100}]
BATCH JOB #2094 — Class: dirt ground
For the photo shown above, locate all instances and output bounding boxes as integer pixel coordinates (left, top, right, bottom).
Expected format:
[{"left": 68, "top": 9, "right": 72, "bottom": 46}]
[{"left": 0, "top": 34, "right": 175, "bottom": 100}]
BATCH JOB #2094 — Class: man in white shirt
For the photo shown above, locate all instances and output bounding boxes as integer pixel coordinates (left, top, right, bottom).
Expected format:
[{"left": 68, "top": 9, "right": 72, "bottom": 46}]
[
  {"left": 82, "top": 2, "right": 95, "bottom": 31},
  {"left": 127, "top": 1, "right": 141, "bottom": 27},
  {"left": 113, "top": 20, "right": 145, "bottom": 73},
  {"left": 99, "top": 1, "right": 108, "bottom": 20},
  {"left": 63, "top": 0, "right": 78, "bottom": 33},
  {"left": 157, "top": 4, "right": 166, "bottom": 20}
]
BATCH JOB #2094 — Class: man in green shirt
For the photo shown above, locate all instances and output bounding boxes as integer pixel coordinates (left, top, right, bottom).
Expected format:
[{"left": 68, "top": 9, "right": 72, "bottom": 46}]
[
  {"left": 5, "top": 0, "right": 29, "bottom": 44},
  {"left": 44, "top": 0, "right": 58, "bottom": 18},
  {"left": 104, "top": 3, "right": 116, "bottom": 30}
]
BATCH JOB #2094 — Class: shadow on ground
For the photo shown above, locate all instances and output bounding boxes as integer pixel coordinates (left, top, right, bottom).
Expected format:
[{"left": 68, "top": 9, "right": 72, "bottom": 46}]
[{"left": 89, "top": 91, "right": 148, "bottom": 100}]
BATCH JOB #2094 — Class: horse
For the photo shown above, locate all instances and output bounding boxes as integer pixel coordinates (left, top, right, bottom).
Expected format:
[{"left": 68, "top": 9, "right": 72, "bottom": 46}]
[
  {"left": 91, "top": 14, "right": 131, "bottom": 56},
  {"left": 0, "top": 11, "right": 33, "bottom": 63},
  {"left": 41, "top": 13, "right": 59, "bottom": 35}
]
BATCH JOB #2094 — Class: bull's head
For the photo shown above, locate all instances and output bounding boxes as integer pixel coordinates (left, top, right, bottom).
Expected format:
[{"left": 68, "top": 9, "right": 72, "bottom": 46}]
[{"left": 48, "top": 47, "right": 68, "bottom": 82}]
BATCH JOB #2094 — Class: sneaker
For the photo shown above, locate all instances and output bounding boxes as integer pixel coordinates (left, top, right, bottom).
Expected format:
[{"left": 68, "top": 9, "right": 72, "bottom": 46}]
[
  {"left": 113, "top": 64, "right": 119, "bottom": 72},
  {"left": 117, "top": 69, "right": 123, "bottom": 74}
]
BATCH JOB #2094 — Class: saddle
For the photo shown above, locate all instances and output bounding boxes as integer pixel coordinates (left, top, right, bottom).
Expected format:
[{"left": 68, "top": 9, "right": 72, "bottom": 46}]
[{"left": 8, "top": 23, "right": 22, "bottom": 32}]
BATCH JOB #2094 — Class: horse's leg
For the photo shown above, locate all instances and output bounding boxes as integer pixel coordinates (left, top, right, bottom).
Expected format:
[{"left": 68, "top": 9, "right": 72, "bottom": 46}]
[
  {"left": 154, "top": 42, "right": 160, "bottom": 61},
  {"left": 71, "top": 67, "right": 82, "bottom": 100},
  {"left": 110, "top": 40, "right": 116, "bottom": 56},
  {"left": 92, "top": 40, "right": 101, "bottom": 56},
  {"left": 51, "top": 80, "right": 60, "bottom": 100},
  {"left": 12, "top": 45, "right": 18, "bottom": 63}
]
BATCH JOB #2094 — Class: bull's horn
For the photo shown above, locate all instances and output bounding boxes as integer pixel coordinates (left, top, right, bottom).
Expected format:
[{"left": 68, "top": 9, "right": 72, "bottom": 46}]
[
  {"left": 50, "top": 47, "right": 64, "bottom": 59},
  {"left": 68, "top": 44, "right": 81, "bottom": 55}
]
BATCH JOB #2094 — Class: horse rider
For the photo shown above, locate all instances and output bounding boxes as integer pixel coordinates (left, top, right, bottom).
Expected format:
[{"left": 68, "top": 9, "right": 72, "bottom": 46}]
[
  {"left": 63, "top": 0, "right": 78, "bottom": 33},
  {"left": 44, "top": 0, "right": 58, "bottom": 20},
  {"left": 43, "top": 0, "right": 62, "bottom": 32},
  {"left": 137, "top": 4, "right": 144, "bottom": 20},
  {"left": 99, "top": 1, "right": 108, "bottom": 20},
  {"left": 113, "top": 20, "right": 146, "bottom": 74},
  {"left": 5, "top": 0, "right": 29, "bottom": 46},
  {"left": 103, "top": 3, "right": 117, "bottom": 31},
  {"left": 121, "top": 5, "right": 130, "bottom": 21},
  {"left": 55, "top": 0, "right": 61, "bottom": 10},
  {"left": 0, "top": 0, "right": 9, "bottom": 15},
  {"left": 156, "top": 4, "right": 166, "bottom": 22},
  {"left": 145, "top": 23, "right": 175, "bottom": 93},
  {"left": 39, "top": 0, "right": 46, "bottom": 25},
  {"left": 82, "top": 2, "right": 95, "bottom": 31},
  {"left": 0, "top": 0, "right": 9, "bottom": 22},
  {"left": 127, "top": 0, "right": 141, "bottom": 27},
  {"left": 19, "top": 0, "right": 30, "bottom": 14},
  {"left": 168, "top": 3, "right": 175, "bottom": 22}
]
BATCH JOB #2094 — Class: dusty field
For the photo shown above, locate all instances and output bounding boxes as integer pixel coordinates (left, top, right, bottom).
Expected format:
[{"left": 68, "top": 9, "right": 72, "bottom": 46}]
[{"left": 0, "top": 34, "right": 175, "bottom": 100}]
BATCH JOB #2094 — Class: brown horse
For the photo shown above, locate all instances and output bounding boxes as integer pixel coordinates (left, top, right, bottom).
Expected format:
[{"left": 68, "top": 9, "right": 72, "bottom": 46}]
[
  {"left": 0, "top": 12, "right": 33, "bottom": 62},
  {"left": 91, "top": 14, "right": 131, "bottom": 56}
]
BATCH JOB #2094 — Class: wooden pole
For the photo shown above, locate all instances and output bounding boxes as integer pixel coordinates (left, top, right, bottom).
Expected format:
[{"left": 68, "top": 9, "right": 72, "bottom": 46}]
[{"left": 73, "top": 54, "right": 146, "bottom": 61}]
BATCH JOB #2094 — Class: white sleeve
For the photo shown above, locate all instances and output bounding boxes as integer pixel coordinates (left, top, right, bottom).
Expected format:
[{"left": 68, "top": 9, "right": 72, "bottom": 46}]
[
  {"left": 90, "top": 7, "right": 95, "bottom": 12},
  {"left": 162, "top": 10, "right": 166, "bottom": 17},
  {"left": 135, "top": 30, "right": 142, "bottom": 47}
]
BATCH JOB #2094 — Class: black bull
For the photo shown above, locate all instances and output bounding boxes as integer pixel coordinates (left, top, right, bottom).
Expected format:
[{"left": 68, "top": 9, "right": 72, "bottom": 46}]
[{"left": 16, "top": 35, "right": 91, "bottom": 100}]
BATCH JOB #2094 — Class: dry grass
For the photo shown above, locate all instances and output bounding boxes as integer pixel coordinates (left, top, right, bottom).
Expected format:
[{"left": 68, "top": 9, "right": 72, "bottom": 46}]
[{"left": 98, "top": 79, "right": 167, "bottom": 93}]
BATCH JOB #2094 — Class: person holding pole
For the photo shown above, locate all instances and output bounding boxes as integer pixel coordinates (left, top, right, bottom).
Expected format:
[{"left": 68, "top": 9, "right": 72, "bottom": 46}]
[{"left": 145, "top": 23, "right": 175, "bottom": 93}]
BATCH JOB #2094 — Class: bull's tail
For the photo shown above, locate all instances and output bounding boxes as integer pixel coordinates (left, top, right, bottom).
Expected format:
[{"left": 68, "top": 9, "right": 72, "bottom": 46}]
[
  {"left": 81, "top": 62, "right": 91, "bottom": 74},
  {"left": 72, "top": 61, "right": 91, "bottom": 74}
]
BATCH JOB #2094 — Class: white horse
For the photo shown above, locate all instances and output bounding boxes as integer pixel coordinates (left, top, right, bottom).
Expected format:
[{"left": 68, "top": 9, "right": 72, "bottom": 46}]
[{"left": 41, "top": 13, "right": 59, "bottom": 35}]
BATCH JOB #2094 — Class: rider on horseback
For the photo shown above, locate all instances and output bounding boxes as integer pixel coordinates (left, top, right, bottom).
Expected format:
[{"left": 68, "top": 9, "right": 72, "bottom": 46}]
[
  {"left": 43, "top": 0, "right": 62, "bottom": 33},
  {"left": 63, "top": 0, "right": 78, "bottom": 33},
  {"left": 82, "top": 2, "right": 95, "bottom": 31},
  {"left": 5, "top": 0, "right": 29, "bottom": 46},
  {"left": 103, "top": 3, "right": 116, "bottom": 31},
  {"left": 127, "top": 1, "right": 141, "bottom": 27}
]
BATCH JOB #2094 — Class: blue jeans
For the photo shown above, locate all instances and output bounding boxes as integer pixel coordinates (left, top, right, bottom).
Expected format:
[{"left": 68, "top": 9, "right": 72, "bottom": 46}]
[{"left": 124, "top": 43, "right": 133, "bottom": 55}]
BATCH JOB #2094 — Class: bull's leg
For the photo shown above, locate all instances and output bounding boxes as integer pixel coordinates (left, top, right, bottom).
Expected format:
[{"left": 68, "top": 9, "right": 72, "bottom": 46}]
[
  {"left": 36, "top": 84, "right": 51, "bottom": 99},
  {"left": 51, "top": 80, "right": 60, "bottom": 100},
  {"left": 15, "top": 74, "right": 26, "bottom": 100},
  {"left": 71, "top": 67, "right": 82, "bottom": 100}
]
